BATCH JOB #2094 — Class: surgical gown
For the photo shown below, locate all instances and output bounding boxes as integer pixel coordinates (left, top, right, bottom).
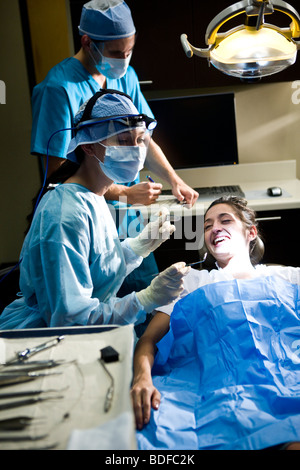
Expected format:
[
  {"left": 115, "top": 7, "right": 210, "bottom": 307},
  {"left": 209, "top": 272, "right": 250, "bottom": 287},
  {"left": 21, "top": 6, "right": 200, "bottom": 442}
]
[
  {"left": 0, "top": 184, "right": 146, "bottom": 329},
  {"left": 137, "top": 274, "right": 300, "bottom": 450},
  {"left": 30, "top": 57, "right": 159, "bottom": 296}
]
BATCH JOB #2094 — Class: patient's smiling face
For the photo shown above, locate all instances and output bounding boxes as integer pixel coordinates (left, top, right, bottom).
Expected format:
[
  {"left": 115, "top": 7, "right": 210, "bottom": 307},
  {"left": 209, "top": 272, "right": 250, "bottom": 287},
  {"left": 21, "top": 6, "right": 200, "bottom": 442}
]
[{"left": 204, "top": 203, "right": 257, "bottom": 267}]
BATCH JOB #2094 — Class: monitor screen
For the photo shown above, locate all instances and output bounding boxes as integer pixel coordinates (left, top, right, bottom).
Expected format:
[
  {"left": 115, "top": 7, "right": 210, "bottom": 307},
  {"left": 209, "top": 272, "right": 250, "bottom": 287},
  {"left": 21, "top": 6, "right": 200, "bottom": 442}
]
[{"left": 148, "top": 92, "right": 239, "bottom": 169}]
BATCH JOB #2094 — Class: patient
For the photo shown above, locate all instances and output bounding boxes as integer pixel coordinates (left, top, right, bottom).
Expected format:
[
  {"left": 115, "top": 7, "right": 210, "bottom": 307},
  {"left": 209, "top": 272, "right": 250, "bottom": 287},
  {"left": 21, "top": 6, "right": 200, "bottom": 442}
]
[{"left": 131, "top": 196, "right": 300, "bottom": 450}]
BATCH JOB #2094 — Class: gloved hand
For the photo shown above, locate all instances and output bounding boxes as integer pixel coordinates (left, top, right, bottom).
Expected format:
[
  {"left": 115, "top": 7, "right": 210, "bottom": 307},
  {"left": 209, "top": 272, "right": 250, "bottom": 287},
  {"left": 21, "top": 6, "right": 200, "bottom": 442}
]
[
  {"left": 136, "top": 262, "right": 190, "bottom": 313},
  {"left": 128, "top": 207, "right": 176, "bottom": 258}
]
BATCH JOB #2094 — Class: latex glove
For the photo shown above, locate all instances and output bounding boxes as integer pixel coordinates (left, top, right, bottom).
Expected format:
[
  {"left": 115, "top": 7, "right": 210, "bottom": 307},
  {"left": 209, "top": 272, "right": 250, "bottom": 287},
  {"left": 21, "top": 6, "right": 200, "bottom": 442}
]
[
  {"left": 136, "top": 262, "right": 190, "bottom": 313},
  {"left": 128, "top": 207, "right": 176, "bottom": 258}
]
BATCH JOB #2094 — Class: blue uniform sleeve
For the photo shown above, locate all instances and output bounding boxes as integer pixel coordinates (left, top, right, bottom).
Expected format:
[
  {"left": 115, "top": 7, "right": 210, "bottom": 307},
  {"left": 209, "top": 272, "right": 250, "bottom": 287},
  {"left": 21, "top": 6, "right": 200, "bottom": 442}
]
[{"left": 31, "top": 83, "right": 73, "bottom": 158}]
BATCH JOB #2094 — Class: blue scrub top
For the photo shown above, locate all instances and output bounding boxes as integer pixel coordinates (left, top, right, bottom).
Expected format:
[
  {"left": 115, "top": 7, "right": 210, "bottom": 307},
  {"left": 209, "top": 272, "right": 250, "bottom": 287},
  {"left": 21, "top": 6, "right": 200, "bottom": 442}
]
[{"left": 30, "top": 57, "right": 154, "bottom": 164}]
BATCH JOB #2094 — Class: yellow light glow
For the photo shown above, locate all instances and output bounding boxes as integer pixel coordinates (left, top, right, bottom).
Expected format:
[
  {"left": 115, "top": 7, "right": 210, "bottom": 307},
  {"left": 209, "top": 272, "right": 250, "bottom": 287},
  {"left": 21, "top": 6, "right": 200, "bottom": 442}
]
[{"left": 211, "top": 27, "right": 297, "bottom": 64}]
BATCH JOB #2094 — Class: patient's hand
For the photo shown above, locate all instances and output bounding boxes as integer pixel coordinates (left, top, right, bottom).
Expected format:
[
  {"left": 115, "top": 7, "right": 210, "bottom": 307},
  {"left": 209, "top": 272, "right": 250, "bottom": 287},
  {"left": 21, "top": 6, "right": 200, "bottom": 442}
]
[{"left": 131, "top": 375, "right": 161, "bottom": 430}]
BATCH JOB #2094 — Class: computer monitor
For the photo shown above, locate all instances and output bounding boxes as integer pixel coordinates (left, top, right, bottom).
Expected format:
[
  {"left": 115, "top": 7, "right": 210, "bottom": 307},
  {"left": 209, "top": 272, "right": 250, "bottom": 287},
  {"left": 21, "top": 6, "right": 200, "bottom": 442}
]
[{"left": 148, "top": 92, "right": 239, "bottom": 169}]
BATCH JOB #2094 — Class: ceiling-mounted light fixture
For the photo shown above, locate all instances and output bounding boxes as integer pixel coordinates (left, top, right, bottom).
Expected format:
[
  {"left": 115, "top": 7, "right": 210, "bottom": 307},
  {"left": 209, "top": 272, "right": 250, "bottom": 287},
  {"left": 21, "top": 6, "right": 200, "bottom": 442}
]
[{"left": 181, "top": 0, "right": 300, "bottom": 81}]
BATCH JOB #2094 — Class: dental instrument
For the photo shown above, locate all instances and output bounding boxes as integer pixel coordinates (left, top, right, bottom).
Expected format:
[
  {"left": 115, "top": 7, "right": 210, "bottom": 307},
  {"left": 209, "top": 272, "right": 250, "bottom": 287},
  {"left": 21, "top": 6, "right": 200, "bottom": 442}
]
[
  {"left": 1, "top": 360, "right": 66, "bottom": 372},
  {"left": 0, "top": 387, "right": 68, "bottom": 399},
  {"left": 0, "top": 395, "right": 64, "bottom": 412},
  {"left": 0, "top": 371, "right": 62, "bottom": 388},
  {"left": 0, "top": 416, "right": 35, "bottom": 431},
  {"left": 5, "top": 336, "right": 65, "bottom": 365},
  {"left": 187, "top": 253, "right": 208, "bottom": 267},
  {"left": 99, "top": 346, "right": 119, "bottom": 413}
]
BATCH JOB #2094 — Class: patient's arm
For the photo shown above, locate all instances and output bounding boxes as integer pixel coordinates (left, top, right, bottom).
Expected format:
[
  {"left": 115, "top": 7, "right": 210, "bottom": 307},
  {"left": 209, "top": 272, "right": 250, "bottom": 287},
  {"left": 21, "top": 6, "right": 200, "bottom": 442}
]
[{"left": 131, "top": 312, "right": 170, "bottom": 430}]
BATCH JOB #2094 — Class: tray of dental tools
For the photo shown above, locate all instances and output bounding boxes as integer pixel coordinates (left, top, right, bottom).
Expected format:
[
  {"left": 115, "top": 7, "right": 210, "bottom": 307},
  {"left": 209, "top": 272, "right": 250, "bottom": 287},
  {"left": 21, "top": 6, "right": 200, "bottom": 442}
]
[{"left": 0, "top": 324, "right": 136, "bottom": 450}]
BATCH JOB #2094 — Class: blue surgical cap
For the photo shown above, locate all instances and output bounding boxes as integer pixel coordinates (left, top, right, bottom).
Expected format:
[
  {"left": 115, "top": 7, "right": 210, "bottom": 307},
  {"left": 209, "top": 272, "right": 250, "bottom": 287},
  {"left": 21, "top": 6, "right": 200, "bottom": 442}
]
[
  {"left": 67, "top": 92, "right": 141, "bottom": 162},
  {"left": 78, "top": 0, "right": 136, "bottom": 41}
]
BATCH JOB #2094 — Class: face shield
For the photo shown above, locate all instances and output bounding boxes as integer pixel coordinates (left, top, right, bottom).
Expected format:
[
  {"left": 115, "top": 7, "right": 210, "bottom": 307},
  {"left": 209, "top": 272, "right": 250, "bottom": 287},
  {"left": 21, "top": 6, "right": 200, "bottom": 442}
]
[
  {"left": 67, "top": 111, "right": 157, "bottom": 183},
  {"left": 67, "top": 113, "right": 156, "bottom": 159}
]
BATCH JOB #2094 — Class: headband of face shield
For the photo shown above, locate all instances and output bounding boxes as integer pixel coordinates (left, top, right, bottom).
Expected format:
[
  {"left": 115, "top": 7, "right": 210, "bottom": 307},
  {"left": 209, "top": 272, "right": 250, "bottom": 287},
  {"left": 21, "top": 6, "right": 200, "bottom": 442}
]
[{"left": 66, "top": 90, "right": 157, "bottom": 182}]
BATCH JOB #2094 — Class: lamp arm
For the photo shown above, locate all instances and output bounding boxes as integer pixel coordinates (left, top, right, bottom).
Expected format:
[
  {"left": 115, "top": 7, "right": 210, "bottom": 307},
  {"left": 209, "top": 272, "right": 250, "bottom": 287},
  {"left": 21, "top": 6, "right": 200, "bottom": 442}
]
[
  {"left": 205, "top": 0, "right": 254, "bottom": 45},
  {"left": 271, "top": 0, "right": 300, "bottom": 37}
]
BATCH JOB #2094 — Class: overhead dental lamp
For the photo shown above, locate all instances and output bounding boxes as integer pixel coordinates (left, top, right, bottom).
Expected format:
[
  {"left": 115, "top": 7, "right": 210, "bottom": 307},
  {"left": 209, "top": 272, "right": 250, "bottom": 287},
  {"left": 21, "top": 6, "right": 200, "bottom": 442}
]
[{"left": 181, "top": 0, "right": 300, "bottom": 80}]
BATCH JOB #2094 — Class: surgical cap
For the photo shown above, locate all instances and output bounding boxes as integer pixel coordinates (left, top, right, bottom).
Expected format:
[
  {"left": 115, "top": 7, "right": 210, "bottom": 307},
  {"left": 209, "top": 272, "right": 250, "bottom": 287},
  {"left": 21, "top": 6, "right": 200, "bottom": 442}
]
[
  {"left": 67, "top": 91, "right": 140, "bottom": 162},
  {"left": 78, "top": 0, "right": 136, "bottom": 41}
]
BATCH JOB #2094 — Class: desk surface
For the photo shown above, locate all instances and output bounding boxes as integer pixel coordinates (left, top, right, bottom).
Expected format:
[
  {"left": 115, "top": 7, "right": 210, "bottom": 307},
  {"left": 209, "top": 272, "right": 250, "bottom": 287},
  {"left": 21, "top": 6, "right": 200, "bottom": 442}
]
[{"left": 139, "top": 160, "right": 300, "bottom": 214}]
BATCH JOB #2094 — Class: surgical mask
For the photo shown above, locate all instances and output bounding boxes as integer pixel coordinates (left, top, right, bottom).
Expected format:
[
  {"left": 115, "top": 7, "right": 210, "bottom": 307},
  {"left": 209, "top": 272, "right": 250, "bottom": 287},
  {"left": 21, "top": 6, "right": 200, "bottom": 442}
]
[
  {"left": 95, "top": 144, "right": 147, "bottom": 183},
  {"left": 90, "top": 42, "right": 132, "bottom": 79}
]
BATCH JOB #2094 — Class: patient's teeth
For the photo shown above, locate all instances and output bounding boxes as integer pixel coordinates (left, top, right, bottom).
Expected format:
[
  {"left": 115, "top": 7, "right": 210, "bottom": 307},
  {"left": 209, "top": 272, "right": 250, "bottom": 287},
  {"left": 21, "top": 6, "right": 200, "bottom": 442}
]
[{"left": 214, "top": 237, "right": 225, "bottom": 245}]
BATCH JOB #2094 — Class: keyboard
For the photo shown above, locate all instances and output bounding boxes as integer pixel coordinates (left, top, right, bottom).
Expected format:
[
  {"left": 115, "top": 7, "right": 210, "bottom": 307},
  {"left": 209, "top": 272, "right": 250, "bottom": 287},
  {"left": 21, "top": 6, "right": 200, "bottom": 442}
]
[{"left": 161, "top": 185, "right": 245, "bottom": 200}]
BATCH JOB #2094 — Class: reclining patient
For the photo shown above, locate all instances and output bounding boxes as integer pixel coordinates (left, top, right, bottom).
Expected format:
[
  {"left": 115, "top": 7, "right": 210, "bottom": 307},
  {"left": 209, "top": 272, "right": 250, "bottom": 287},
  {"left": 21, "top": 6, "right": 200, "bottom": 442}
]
[{"left": 131, "top": 196, "right": 300, "bottom": 450}]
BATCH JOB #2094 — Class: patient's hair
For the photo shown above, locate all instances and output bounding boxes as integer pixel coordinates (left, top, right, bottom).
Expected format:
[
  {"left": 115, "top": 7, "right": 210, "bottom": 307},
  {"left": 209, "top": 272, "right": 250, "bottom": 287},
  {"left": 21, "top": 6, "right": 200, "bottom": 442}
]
[{"left": 204, "top": 195, "right": 264, "bottom": 265}]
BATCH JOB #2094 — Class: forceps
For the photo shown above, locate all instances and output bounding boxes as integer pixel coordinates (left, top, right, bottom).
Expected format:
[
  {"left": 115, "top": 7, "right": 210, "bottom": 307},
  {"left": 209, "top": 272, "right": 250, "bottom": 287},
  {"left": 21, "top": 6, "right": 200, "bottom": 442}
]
[{"left": 4, "top": 336, "right": 65, "bottom": 365}]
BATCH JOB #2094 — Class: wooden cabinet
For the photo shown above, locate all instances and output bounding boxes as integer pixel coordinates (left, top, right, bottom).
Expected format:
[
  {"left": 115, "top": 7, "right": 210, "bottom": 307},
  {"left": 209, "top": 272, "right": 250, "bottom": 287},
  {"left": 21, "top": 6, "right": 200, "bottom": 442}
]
[{"left": 256, "top": 208, "right": 300, "bottom": 267}]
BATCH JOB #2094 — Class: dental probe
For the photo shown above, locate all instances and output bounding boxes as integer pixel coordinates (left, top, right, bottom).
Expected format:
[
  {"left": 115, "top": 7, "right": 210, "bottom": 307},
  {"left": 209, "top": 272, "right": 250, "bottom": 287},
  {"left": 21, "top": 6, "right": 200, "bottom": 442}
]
[
  {"left": 187, "top": 253, "right": 207, "bottom": 267},
  {"left": 150, "top": 253, "right": 208, "bottom": 279}
]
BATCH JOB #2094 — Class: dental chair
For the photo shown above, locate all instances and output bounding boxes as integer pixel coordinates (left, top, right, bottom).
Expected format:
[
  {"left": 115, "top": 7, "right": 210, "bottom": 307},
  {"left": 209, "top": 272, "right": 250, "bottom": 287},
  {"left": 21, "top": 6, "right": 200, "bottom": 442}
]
[{"left": 0, "top": 265, "right": 20, "bottom": 314}]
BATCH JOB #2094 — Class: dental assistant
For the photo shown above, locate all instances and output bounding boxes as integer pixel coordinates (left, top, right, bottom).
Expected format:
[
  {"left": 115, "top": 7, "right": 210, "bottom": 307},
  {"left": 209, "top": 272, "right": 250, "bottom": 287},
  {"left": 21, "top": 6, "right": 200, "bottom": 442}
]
[
  {"left": 30, "top": 0, "right": 198, "bottom": 207},
  {"left": 0, "top": 91, "right": 189, "bottom": 330}
]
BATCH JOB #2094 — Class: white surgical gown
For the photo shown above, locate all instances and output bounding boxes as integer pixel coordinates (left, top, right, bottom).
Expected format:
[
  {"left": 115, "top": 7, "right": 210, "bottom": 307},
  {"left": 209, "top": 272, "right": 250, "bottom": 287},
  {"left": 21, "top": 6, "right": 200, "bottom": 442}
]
[{"left": 0, "top": 184, "right": 146, "bottom": 329}]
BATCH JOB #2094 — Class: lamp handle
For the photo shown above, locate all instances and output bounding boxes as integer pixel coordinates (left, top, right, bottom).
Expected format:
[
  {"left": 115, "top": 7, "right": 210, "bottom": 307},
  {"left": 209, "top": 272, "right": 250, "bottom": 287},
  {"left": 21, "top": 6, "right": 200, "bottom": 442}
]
[
  {"left": 180, "top": 34, "right": 210, "bottom": 58},
  {"left": 180, "top": 34, "right": 193, "bottom": 58}
]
